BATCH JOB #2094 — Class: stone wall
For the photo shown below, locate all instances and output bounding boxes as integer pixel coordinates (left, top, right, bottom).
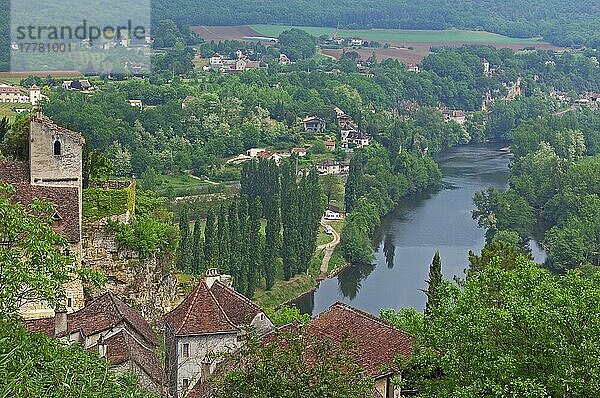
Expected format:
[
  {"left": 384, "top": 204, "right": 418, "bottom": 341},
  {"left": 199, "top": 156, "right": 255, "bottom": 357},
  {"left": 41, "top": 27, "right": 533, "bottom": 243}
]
[{"left": 82, "top": 218, "right": 178, "bottom": 325}]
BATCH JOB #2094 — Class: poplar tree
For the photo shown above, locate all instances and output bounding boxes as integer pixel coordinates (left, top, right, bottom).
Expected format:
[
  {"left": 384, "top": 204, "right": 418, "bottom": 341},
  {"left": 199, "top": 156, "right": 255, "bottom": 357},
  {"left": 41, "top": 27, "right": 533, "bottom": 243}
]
[
  {"left": 264, "top": 193, "right": 281, "bottom": 290},
  {"left": 281, "top": 160, "right": 298, "bottom": 280},
  {"left": 191, "top": 220, "right": 204, "bottom": 274},
  {"left": 236, "top": 196, "right": 249, "bottom": 294},
  {"left": 204, "top": 208, "right": 218, "bottom": 269},
  {"left": 176, "top": 209, "right": 190, "bottom": 271},
  {"left": 247, "top": 197, "right": 262, "bottom": 298},
  {"left": 228, "top": 201, "right": 240, "bottom": 284},
  {"left": 216, "top": 205, "right": 230, "bottom": 273}
]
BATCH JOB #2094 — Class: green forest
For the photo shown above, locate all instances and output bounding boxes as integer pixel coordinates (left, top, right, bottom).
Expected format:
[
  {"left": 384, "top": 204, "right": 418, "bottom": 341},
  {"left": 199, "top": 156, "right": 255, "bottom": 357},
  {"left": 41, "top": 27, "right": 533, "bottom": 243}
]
[{"left": 150, "top": 0, "right": 600, "bottom": 48}]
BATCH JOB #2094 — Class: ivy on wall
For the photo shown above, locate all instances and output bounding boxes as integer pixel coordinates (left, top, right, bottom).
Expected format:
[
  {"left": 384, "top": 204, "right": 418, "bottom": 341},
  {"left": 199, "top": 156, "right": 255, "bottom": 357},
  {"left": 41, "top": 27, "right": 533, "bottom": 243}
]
[{"left": 83, "top": 182, "right": 136, "bottom": 222}]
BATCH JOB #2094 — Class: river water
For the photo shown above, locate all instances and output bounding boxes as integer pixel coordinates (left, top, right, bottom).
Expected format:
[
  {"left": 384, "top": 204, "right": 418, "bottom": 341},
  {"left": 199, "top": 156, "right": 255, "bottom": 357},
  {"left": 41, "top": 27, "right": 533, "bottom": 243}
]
[{"left": 295, "top": 145, "right": 547, "bottom": 316}]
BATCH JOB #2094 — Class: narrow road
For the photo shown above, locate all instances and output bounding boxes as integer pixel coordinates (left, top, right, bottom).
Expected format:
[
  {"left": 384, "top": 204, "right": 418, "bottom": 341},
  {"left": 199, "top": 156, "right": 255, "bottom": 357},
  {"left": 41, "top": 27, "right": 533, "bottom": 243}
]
[{"left": 317, "top": 220, "right": 341, "bottom": 280}]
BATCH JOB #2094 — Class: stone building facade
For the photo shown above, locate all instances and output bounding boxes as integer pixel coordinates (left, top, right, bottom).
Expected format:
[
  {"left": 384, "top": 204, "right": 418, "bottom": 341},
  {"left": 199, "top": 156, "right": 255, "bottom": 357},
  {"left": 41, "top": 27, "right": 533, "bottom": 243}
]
[
  {"left": 24, "top": 292, "right": 163, "bottom": 394},
  {"left": 0, "top": 117, "right": 86, "bottom": 318},
  {"left": 164, "top": 270, "right": 274, "bottom": 398}
]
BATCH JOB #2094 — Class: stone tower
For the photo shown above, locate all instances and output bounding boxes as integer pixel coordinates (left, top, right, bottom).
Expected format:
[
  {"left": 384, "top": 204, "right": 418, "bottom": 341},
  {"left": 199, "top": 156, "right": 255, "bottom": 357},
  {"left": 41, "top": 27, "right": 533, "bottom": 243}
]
[
  {"left": 24, "top": 117, "right": 86, "bottom": 316},
  {"left": 29, "top": 85, "right": 41, "bottom": 106}
]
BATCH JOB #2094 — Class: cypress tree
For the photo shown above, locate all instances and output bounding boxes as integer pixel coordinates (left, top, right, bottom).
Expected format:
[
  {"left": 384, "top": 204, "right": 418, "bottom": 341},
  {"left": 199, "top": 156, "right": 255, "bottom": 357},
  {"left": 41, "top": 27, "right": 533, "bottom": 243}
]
[
  {"left": 176, "top": 209, "right": 190, "bottom": 271},
  {"left": 246, "top": 196, "right": 262, "bottom": 298},
  {"left": 281, "top": 160, "right": 298, "bottom": 280},
  {"left": 425, "top": 251, "right": 443, "bottom": 315},
  {"left": 235, "top": 196, "right": 249, "bottom": 294},
  {"left": 204, "top": 208, "right": 218, "bottom": 270},
  {"left": 228, "top": 202, "right": 240, "bottom": 284},
  {"left": 191, "top": 220, "right": 204, "bottom": 274},
  {"left": 264, "top": 193, "right": 281, "bottom": 290},
  {"left": 216, "top": 205, "right": 230, "bottom": 273}
]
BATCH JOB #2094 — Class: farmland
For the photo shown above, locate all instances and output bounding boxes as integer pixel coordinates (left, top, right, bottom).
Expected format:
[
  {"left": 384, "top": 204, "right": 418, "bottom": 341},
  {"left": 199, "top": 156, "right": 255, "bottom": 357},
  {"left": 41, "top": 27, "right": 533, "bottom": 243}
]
[
  {"left": 250, "top": 25, "right": 548, "bottom": 45},
  {"left": 192, "top": 25, "right": 562, "bottom": 64}
]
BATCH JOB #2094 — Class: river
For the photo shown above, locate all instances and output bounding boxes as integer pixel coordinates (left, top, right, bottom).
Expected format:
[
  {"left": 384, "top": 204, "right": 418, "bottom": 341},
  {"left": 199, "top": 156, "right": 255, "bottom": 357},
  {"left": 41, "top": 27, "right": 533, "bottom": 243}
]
[{"left": 295, "top": 144, "right": 547, "bottom": 316}]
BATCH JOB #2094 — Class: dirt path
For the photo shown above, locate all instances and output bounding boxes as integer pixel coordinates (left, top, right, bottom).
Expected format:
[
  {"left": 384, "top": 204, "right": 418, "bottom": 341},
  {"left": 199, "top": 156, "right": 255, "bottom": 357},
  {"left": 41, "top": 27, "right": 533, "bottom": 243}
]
[{"left": 317, "top": 220, "right": 341, "bottom": 280}]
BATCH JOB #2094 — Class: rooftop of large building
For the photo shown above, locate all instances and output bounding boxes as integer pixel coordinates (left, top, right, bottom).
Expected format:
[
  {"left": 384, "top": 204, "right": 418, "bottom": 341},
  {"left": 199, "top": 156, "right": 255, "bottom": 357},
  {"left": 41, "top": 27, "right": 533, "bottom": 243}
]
[{"left": 164, "top": 279, "right": 264, "bottom": 336}]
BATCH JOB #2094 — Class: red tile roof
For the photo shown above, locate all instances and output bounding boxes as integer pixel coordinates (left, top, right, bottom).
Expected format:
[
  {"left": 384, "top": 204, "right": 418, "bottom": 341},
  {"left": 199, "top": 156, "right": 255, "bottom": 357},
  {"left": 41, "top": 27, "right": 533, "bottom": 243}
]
[
  {"left": 164, "top": 281, "right": 238, "bottom": 336},
  {"left": 70, "top": 292, "right": 158, "bottom": 346},
  {"left": 23, "top": 292, "right": 158, "bottom": 347},
  {"left": 210, "top": 281, "right": 262, "bottom": 326},
  {"left": 88, "top": 330, "right": 163, "bottom": 385},
  {"left": 307, "top": 302, "right": 413, "bottom": 378},
  {"left": 0, "top": 160, "right": 81, "bottom": 243}
]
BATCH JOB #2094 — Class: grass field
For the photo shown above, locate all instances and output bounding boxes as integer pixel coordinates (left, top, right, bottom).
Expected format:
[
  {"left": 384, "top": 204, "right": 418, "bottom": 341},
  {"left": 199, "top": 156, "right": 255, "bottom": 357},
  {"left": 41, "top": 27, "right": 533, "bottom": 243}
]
[
  {"left": 250, "top": 25, "right": 547, "bottom": 45},
  {"left": 0, "top": 103, "right": 31, "bottom": 122}
]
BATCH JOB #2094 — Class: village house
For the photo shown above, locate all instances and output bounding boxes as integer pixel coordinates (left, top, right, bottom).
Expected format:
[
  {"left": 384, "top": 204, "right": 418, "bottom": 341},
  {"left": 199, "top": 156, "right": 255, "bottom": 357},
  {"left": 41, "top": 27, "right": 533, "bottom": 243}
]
[
  {"left": 23, "top": 292, "right": 163, "bottom": 394},
  {"left": 349, "top": 37, "right": 365, "bottom": 47},
  {"left": 246, "top": 147, "right": 267, "bottom": 158},
  {"left": 279, "top": 54, "right": 292, "bottom": 65},
  {"left": 407, "top": 63, "right": 420, "bottom": 73},
  {"left": 0, "top": 117, "right": 87, "bottom": 318},
  {"left": 291, "top": 147, "right": 308, "bottom": 157},
  {"left": 302, "top": 116, "right": 326, "bottom": 132},
  {"left": 324, "top": 204, "right": 344, "bottom": 220},
  {"left": 304, "top": 303, "right": 414, "bottom": 398},
  {"left": 192, "top": 302, "right": 414, "bottom": 398},
  {"left": 62, "top": 80, "right": 92, "bottom": 91},
  {"left": 441, "top": 110, "right": 466, "bottom": 125},
  {"left": 182, "top": 96, "right": 196, "bottom": 109},
  {"left": 324, "top": 140, "right": 336, "bottom": 151},
  {"left": 0, "top": 83, "right": 38, "bottom": 104},
  {"left": 342, "top": 129, "right": 371, "bottom": 148},
  {"left": 129, "top": 99, "right": 143, "bottom": 108},
  {"left": 164, "top": 269, "right": 274, "bottom": 398},
  {"left": 317, "top": 159, "right": 341, "bottom": 175}
]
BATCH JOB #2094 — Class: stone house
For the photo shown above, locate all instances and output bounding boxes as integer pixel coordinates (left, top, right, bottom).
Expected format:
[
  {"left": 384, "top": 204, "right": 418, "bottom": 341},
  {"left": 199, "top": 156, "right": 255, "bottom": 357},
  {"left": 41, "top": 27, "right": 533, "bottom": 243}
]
[
  {"left": 324, "top": 204, "right": 344, "bottom": 220},
  {"left": 317, "top": 159, "right": 341, "bottom": 175},
  {"left": 302, "top": 116, "right": 326, "bottom": 132},
  {"left": 23, "top": 292, "right": 163, "bottom": 394},
  {"left": 164, "top": 270, "right": 274, "bottom": 398},
  {"left": 324, "top": 140, "right": 336, "bottom": 151},
  {"left": 0, "top": 83, "right": 29, "bottom": 103},
  {"left": 0, "top": 117, "right": 86, "bottom": 318},
  {"left": 441, "top": 110, "right": 466, "bottom": 125},
  {"left": 291, "top": 147, "right": 308, "bottom": 157},
  {"left": 192, "top": 302, "right": 414, "bottom": 398},
  {"left": 342, "top": 130, "right": 371, "bottom": 148},
  {"left": 305, "top": 302, "right": 414, "bottom": 398}
]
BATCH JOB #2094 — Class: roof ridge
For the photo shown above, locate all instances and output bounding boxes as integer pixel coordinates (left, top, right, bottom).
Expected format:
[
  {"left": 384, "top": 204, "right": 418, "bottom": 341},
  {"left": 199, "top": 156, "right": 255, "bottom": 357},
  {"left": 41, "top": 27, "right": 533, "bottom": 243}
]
[
  {"left": 208, "top": 286, "right": 238, "bottom": 331},
  {"left": 329, "top": 302, "right": 409, "bottom": 336},
  {"left": 177, "top": 281, "right": 206, "bottom": 335},
  {"left": 212, "top": 280, "right": 261, "bottom": 311}
]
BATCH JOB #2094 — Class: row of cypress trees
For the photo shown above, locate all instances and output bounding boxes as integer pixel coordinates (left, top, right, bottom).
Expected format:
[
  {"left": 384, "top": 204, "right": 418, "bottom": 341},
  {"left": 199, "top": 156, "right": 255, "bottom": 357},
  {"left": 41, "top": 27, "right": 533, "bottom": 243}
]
[{"left": 176, "top": 157, "right": 322, "bottom": 298}]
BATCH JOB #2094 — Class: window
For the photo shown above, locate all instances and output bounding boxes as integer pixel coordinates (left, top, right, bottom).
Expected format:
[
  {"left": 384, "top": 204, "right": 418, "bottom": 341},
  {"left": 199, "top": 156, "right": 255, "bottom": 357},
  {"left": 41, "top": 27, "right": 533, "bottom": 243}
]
[
  {"left": 182, "top": 343, "right": 189, "bottom": 358},
  {"left": 67, "top": 297, "right": 73, "bottom": 308},
  {"left": 182, "top": 379, "right": 189, "bottom": 391},
  {"left": 53, "top": 140, "right": 61, "bottom": 156},
  {"left": 51, "top": 211, "right": 62, "bottom": 222}
]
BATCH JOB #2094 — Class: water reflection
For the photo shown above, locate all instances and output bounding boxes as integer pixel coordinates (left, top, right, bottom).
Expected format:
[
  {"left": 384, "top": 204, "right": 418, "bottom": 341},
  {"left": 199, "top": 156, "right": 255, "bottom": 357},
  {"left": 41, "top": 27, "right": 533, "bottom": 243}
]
[
  {"left": 383, "top": 234, "right": 396, "bottom": 269},
  {"left": 337, "top": 262, "right": 377, "bottom": 300},
  {"left": 294, "top": 145, "right": 546, "bottom": 317}
]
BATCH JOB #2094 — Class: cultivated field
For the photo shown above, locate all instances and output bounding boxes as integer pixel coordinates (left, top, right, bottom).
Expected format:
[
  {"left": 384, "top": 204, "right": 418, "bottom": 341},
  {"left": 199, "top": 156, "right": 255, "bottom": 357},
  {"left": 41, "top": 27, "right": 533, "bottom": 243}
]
[
  {"left": 250, "top": 25, "right": 547, "bottom": 45},
  {"left": 192, "top": 24, "right": 562, "bottom": 64}
]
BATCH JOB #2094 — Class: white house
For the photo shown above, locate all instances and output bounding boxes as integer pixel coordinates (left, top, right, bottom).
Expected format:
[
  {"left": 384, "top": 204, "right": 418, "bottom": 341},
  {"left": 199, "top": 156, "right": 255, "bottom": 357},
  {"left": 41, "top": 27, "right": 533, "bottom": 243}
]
[
  {"left": 324, "top": 204, "right": 344, "bottom": 220},
  {"left": 164, "top": 269, "right": 274, "bottom": 398},
  {"left": 246, "top": 148, "right": 267, "bottom": 158}
]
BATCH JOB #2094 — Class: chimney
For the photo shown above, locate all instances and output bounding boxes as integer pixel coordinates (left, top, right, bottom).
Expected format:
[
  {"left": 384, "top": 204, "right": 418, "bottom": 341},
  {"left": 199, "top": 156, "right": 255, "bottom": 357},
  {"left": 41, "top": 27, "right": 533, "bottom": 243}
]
[
  {"left": 200, "top": 356, "right": 212, "bottom": 383},
  {"left": 97, "top": 335, "right": 107, "bottom": 358},
  {"left": 205, "top": 268, "right": 220, "bottom": 288},
  {"left": 54, "top": 306, "right": 67, "bottom": 337}
]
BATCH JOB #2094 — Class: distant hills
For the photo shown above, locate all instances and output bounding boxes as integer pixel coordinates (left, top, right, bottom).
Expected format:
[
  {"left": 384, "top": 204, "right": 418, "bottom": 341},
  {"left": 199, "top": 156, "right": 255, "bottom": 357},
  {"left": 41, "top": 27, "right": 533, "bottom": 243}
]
[{"left": 152, "top": 0, "right": 599, "bottom": 49}]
